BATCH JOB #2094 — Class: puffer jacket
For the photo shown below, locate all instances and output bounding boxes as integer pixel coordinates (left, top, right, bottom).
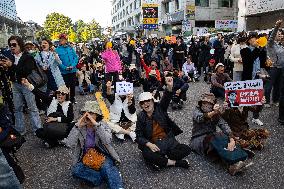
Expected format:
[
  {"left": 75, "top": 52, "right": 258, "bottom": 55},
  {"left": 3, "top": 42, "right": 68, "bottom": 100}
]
[
  {"left": 267, "top": 25, "right": 284, "bottom": 68},
  {"left": 62, "top": 122, "right": 120, "bottom": 164},
  {"left": 56, "top": 45, "right": 79, "bottom": 74},
  {"left": 136, "top": 90, "right": 183, "bottom": 150}
]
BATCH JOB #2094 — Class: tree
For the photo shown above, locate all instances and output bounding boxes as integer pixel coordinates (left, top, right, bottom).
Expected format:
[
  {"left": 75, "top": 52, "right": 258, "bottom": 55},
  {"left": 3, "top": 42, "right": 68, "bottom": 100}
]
[
  {"left": 43, "top": 12, "right": 72, "bottom": 40},
  {"left": 68, "top": 27, "right": 77, "bottom": 43},
  {"left": 81, "top": 26, "right": 90, "bottom": 42}
]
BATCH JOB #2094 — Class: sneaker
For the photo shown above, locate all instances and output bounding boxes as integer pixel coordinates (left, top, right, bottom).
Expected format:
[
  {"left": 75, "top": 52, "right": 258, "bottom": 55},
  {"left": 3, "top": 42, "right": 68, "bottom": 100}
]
[
  {"left": 228, "top": 161, "right": 246, "bottom": 176},
  {"left": 252, "top": 118, "right": 264, "bottom": 126},
  {"left": 129, "top": 131, "right": 136, "bottom": 142},
  {"left": 273, "top": 102, "right": 279, "bottom": 107},
  {"left": 242, "top": 148, "right": 255, "bottom": 159},
  {"left": 175, "top": 159, "right": 190, "bottom": 169},
  {"left": 264, "top": 104, "right": 271, "bottom": 108},
  {"left": 115, "top": 133, "right": 125, "bottom": 140},
  {"left": 43, "top": 142, "right": 50, "bottom": 148}
]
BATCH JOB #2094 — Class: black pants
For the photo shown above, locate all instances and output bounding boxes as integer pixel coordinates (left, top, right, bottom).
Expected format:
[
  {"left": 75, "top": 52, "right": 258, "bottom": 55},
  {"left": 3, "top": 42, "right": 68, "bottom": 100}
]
[
  {"left": 279, "top": 74, "right": 284, "bottom": 122},
  {"left": 142, "top": 143, "right": 190, "bottom": 168},
  {"left": 173, "top": 59, "right": 184, "bottom": 70},
  {"left": 62, "top": 73, "right": 76, "bottom": 102}
]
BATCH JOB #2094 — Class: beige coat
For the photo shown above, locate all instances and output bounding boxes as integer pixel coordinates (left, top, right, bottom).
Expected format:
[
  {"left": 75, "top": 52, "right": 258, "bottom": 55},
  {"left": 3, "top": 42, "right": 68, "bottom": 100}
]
[{"left": 230, "top": 44, "right": 247, "bottom": 72}]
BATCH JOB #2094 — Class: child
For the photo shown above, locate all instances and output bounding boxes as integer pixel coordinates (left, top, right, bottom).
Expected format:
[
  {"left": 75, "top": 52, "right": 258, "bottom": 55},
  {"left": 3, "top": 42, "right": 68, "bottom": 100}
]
[{"left": 77, "top": 63, "right": 94, "bottom": 95}]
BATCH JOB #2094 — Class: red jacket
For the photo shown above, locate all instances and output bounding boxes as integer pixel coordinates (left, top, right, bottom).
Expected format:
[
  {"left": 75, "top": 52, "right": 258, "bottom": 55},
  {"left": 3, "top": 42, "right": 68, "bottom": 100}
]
[{"left": 140, "top": 58, "right": 161, "bottom": 81}]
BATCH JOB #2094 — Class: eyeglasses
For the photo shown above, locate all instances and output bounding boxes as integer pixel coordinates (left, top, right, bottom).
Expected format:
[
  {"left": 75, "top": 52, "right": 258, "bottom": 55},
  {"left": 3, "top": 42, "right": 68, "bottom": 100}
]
[
  {"left": 56, "top": 92, "right": 67, "bottom": 96},
  {"left": 9, "top": 43, "right": 17, "bottom": 48},
  {"left": 140, "top": 99, "right": 151, "bottom": 105}
]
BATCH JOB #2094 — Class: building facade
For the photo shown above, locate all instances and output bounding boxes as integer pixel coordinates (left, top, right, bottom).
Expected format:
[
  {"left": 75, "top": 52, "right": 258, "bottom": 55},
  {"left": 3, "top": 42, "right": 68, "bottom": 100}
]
[
  {"left": 0, "top": 0, "right": 23, "bottom": 47},
  {"left": 111, "top": 0, "right": 143, "bottom": 35},
  {"left": 238, "top": 0, "right": 284, "bottom": 31}
]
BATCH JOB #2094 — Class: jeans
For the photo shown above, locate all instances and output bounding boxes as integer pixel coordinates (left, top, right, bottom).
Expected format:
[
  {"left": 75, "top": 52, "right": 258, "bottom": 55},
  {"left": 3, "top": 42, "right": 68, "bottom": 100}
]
[
  {"left": 0, "top": 149, "right": 22, "bottom": 189},
  {"left": 12, "top": 83, "right": 42, "bottom": 134},
  {"left": 142, "top": 143, "right": 190, "bottom": 168},
  {"left": 265, "top": 67, "right": 282, "bottom": 104},
  {"left": 211, "top": 87, "right": 225, "bottom": 99},
  {"left": 79, "top": 84, "right": 95, "bottom": 93},
  {"left": 233, "top": 71, "right": 243, "bottom": 81},
  {"left": 72, "top": 158, "right": 123, "bottom": 189},
  {"left": 62, "top": 73, "right": 76, "bottom": 102}
]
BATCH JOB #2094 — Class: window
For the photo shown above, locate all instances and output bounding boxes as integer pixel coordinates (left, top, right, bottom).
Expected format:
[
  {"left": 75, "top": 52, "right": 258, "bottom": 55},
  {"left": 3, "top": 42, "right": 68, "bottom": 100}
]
[
  {"left": 164, "top": 2, "right": 169, "bottom": 13},
  {"left": 130, "top": 3, "right": 132, "bottom": 13},
  {"left": 195, "top": 0, "right": 209, "bottom": 7},
  {"left": 218, "top": 0, "right": 233, "bottom": 8},
  {"left": 175, "top": 0, "right": 179, "bottom": 10}
]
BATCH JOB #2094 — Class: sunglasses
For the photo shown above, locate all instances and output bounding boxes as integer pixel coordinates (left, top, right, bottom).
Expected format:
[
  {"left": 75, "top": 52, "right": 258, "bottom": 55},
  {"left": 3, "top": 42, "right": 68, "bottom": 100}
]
[
  {"left": 56, "top": 92, "right": 67, "bottom": 96},
  {"left": 140, "top": 99, "right": 151, "bottom": 105},
  {"left": 9, "top": 43, "right": 17, "bottom": 48}
]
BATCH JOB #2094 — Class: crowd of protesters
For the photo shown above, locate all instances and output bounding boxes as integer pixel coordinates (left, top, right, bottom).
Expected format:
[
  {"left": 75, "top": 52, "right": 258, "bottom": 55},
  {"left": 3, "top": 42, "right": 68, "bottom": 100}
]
[{"left": 0, "top": 18, "right": 283, "bottom": 189}]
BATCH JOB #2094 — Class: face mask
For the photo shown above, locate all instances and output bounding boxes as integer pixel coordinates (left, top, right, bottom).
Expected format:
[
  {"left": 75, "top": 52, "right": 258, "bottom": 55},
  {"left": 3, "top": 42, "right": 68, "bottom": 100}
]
[{"left": 28, "top": 50, "right": 35, "bottom": 54}]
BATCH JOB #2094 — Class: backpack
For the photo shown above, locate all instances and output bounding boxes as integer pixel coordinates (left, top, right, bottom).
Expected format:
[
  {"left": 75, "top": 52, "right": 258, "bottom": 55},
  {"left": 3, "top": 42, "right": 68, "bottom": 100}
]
[{"left": 27, "top": 54, "right": 48, "bottom": 88}]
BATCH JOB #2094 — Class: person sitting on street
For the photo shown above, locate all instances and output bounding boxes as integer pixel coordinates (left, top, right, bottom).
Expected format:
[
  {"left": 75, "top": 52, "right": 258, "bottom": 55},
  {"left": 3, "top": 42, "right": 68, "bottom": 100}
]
[
  {"left": 161, "top": 56, "right": 173, "bottom": 74},
  {"left": 221, "top": 97, "right": 269, "bottom": 151},
  {"left": 123, "top": 64, "right": 141, "bottom": 87},
  {"left": 190, "top": 93, "right": 252, "bottom": 176},
  {"left": 77, "top": 63, "right": 94, "bottom": 95},
  {"left": 92, "top": 63, "right": 105, "bottom": 92},
  {"left": 106, "top": 81, "right": 137, "bottom": 142},
  {"left": 136, "top": 76, "right": 191, "bottom": 170},
  {"left": 211, "top": 63, "right": 232, "bottom": 99},
  {"left": 169, "top": 70, "right": 189, "bottom": 110},
  {"left": 182, "top": 55, "right": 198, "bottom": 82},
  {"left": 140, "top": 55, "right": 161, "bottom": 81},
  {"left": 62, "top": 101, "right": 123, "bottom": 189},
  {"left": 22, "top": 79, "right": 74, "bottom": 148}
]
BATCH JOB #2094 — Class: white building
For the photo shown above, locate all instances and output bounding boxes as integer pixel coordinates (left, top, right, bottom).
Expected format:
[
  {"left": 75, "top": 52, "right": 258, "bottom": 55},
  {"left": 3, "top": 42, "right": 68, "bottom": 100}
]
[
  {"left": 159, "top": 0, "right": 238, "bottom": 35},
  {"left": 238, "top": 0, "right": 284, "bottom": 31},
  {"left": 0, "top": 0, "right": 23, "bottom": 47},
  {"left": 111, "top": 0, "right": 143, "bottom": 35}
]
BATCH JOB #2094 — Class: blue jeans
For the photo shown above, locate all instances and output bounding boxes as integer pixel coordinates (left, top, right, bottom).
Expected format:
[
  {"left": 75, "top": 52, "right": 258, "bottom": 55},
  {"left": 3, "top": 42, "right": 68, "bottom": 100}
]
[
  {"left": 12, "top": 83, "right": 42, "bottom": 134},
  {"left": 0, "top": 149, "right": 22, "bottom": 189},
  {"left": 79, "top": 84, "right": 94, "bottom": 93},
  {"left": 211, "top": 87, "right": 225, "bottom": 99},
  {"left": 72, "top": 158, "right": 123, "bottom": 189},
  {"left": 233, "top": 71, "right": 242, "bottom": 81}
]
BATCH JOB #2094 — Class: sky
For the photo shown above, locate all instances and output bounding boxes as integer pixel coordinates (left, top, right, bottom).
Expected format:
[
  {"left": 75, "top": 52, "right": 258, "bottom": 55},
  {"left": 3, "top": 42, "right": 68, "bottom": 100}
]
[{"left": 15, "top": 0, "right": 112, "bottom": 27}]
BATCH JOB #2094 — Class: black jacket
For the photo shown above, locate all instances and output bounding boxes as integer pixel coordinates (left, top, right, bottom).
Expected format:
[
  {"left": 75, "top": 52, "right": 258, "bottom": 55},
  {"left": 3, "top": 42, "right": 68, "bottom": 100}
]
[
  {"left": 240, "top": 47, "right": 266, "bottom": 81},
  {"left": 135, "top": 90, "right": 183, "bottom": 150},
  {"left": 8, "top": 52, "right": 37, "bottom": 83}
]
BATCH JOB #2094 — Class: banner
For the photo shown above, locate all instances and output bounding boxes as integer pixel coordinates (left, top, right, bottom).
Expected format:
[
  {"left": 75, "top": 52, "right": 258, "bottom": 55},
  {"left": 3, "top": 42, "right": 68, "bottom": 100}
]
[
  {"left": 142, "top": 3, "right": 158, "bottom": 29},
  {"left": 186, "top": 4, "right": 195, "bottom": 20},
  {"left": 193, "top": 27, "right": 208, "bottom": 36},
  {"left": 182, "top": 20, "right": 192, "bottom": 32},
  {"left": 215, "top": 20, "right": 238, "bottom": 29},
  {"left": 224, "top": 79, "right": 264, "bottom": 107},
  {"left": 116, "top": 81, "right": 133, "bottom": 95}
]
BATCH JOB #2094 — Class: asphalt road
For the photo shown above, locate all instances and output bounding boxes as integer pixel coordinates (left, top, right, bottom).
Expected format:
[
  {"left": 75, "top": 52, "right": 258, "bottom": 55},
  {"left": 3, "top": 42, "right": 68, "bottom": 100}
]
[{"left": 17, "top": 81, "right": 284, "bottom": 189}]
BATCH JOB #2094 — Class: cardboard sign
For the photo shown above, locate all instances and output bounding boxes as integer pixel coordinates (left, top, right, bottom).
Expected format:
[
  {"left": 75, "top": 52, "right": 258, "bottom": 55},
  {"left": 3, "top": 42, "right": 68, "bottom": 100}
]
[
  {"left": 224, "top": 79, "right": 263, "bottom": 107},
  {"left": 116, "top": 82, "right": 133, "bottom": 95}
]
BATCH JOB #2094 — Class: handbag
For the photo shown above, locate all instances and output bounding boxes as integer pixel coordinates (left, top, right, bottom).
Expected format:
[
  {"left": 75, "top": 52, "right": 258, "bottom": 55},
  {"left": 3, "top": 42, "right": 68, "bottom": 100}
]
[
  {"left": 210, "top": 134, "right": 248, "bottom": 165},
  {"left": 27, "top": 62, "right": 48, "bottom": 88},
  {"left": 43, "top": 122, "right": 69, "bottom": 139},
  {"left": 0, "top": 126, "right": 26, "bottom": 151},
  {"left": 82, "top": 148, "right": 106, "bottom": 171}
]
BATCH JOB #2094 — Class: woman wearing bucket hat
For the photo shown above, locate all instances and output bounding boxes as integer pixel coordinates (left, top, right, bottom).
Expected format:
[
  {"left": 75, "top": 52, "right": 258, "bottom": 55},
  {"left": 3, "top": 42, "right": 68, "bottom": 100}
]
[
  {"left": 22, "top": 79, "right": 74, "bottom": 148},
  {"left": 62, "top": 101, "right": 123, "bottom": 189},
  {"left": 190, "top": 93, "right": 252, "bottom": 176},
  {"left": 135, "top": 77, "right": 191, "bottom": 170},
  {"left": 210, "top": 63, "right": 232, "bottom": 98}
]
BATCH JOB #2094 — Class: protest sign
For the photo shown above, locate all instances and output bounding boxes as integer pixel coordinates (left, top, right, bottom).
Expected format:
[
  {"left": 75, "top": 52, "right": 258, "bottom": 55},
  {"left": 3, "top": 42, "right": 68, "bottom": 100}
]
[
  {"left": 215, "top": 20, "right": 238, "bottom": 30},
  {"left": 116, "top": 82, "right": 133, "bottom": 95},
  {"left": 224, "top": 79, "right": 263, "bottom": 107}
]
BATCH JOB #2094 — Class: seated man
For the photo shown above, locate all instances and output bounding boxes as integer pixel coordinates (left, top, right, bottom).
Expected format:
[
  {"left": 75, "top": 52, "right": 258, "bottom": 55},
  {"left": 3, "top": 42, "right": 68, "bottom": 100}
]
[
  {"left": 169, "top": 69, "right": 189, "bottom": 109},
  {"left": 106, "top": 81, "right": 137, "bottom": 141},
  {"left": 161, "top": 57, "right": 173, "bottom": 73},
  {"left": 211, "top": 63, "right": 232, "bottom": 98},
  {"left": 136, "top": 77, "right": 191, "bottom": 170},
  {"left": 190, "top": 93, "right": 252, "bottom": 176},
  {"left": 221, "top": 97, "right": 269, "bottom": 151}
]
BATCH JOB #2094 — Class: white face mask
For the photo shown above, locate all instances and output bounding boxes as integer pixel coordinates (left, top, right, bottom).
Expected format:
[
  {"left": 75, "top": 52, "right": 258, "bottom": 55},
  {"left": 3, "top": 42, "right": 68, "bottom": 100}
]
[{"left": 28, "top": 50, "right": 35, "bottom": 54}]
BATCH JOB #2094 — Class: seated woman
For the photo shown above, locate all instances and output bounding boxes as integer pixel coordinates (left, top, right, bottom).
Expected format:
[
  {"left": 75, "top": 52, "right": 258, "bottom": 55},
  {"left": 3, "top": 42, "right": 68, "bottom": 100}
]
[
  {"left": 106, "top": 81, "right": 137, "bottom": 141},
  {"left": 62, "top": 101, "right": 123, "bottom": 189},
  {"left": 190, "top": 93, "right": 252, "bottom": 176},
  {"left": 136, "top": 77, "right": 190, "bottom": 170},
  {"left": 211, "top": 63, "right": 232, "bottom": 99},
  {"left": 22, "top": 79, "right": 74, "bottom": 148},
  {"left": 221, "top": 98, "right": 269, "bottom": 151},
  {"left": 77, "top": 63, "right": 94, "bottom": 95}
]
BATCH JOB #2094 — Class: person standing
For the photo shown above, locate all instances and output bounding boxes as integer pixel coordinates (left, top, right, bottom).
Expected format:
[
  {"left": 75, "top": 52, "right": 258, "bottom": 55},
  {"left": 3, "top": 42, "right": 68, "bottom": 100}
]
[
  {"left": 56, "top": 34, "right": 79, "bottom": 103},
  {"left": 2, "top": 36, "right": 42, "bottom": 135},
  {"left": 173, "top": 36, "right": 186, "bottom": 70}
]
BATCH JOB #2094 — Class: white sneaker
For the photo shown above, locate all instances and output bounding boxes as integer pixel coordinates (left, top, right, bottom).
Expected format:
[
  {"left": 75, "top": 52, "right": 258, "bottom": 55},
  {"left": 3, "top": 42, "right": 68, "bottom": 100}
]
[
  {"left": 252, "top": 118, "right": 264, "bottom": 126},
  {"left": 115, "top": 133, "right": 125, "bottom": 140},
  {"left": 273, "top": 102, "right": 279, "bottom": 107},
  {"left": 129, "top": 131, "right": 136, "bottom": 142},
  {"left": 264, "top": 104, "right": 271, "bottom": 108}
]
